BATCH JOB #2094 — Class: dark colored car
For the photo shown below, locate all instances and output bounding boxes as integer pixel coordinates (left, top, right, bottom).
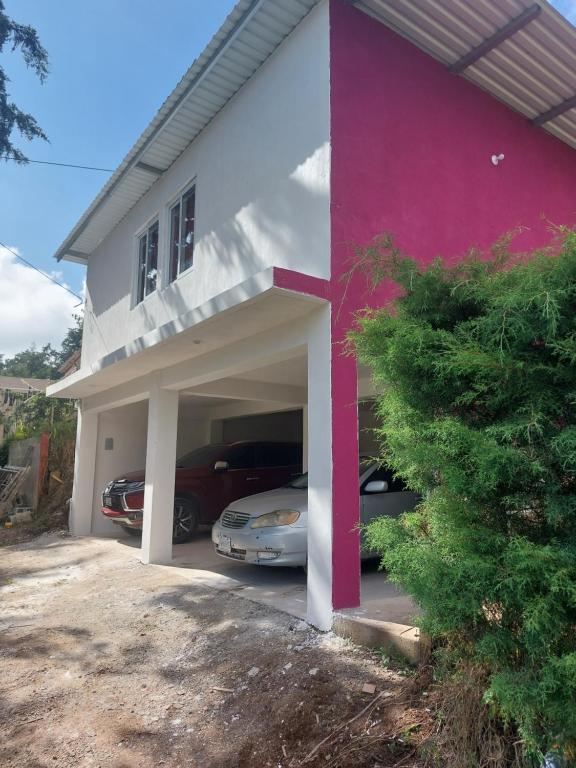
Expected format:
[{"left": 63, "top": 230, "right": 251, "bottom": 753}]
[{"left": 101, "top": 441, "right": 302, "bottom": 543}]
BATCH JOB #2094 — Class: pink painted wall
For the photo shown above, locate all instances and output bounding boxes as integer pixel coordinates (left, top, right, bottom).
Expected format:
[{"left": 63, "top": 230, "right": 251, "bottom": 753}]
[
  {"left": 330, "top": 1, "right": 576, "bottom": 274},
  {"left": 327, "top": 0, "right": 576, "bottom": 611}
]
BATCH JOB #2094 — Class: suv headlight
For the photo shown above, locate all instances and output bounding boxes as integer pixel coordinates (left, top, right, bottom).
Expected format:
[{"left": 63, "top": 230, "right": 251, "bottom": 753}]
[{"left": 250, "top": 509, "right": 300, "bottom": 529}]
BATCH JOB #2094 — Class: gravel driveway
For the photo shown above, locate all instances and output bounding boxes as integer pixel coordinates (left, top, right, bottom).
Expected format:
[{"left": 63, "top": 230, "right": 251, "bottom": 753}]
[{"left": 0, "top": 533, "right": 424, "bottom": 767}]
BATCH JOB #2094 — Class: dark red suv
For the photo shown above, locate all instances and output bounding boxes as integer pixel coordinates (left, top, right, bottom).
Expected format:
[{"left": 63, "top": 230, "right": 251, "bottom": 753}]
[{"left": 101, "top": 441, "right": 302, "bottom": 543}]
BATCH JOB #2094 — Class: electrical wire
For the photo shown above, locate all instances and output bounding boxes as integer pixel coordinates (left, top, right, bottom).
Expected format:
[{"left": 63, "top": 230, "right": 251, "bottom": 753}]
[
  {"left": 0, "top": 240, "right": 84, "bottom": 302},
  {"left": 0, "top": 155, "right": 113, "bottom": 172}
]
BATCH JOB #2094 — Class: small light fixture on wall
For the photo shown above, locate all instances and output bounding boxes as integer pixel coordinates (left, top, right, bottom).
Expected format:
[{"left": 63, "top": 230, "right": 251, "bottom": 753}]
[{"left": 491, "top": 153, "right": 505, "bottom": 166}]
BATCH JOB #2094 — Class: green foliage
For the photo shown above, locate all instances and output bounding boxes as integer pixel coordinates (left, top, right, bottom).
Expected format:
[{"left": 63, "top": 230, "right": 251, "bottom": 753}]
[
  {"left": 57, "top": 314, "right": 83, "bottom": 368},
  {"left": 6, "top": 393, "right": 76, "bottom": 440},
  {"left": 0, "top": 317, "right": 82, "bottom": 455},
  {"left": 350, "top": 232, "right": 576, "bottom": 762},
  {"left": 0, "top": 316, "right": 83, "bottom": 380},
  {"left": 0, "top": 0, "right": 48, "bottom": 162},
  {"left": 0, "top": 343, "right": 58, "bottom": 379},
  {"left": 0, "top": 438, "right": 9, "bottom": 466}
]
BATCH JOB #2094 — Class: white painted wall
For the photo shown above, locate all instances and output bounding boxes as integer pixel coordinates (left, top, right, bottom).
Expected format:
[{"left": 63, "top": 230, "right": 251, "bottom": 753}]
[
  {"left": 91, "top": 397, "right": 211, "bottom": 534},
  {"left": 176, "top": 399, "right": 211, "bottom": 457},
  {"left": 91, "top": 400, "right": 149, "bottom": 535},
  {"left": 82, "top": 2, "right": 330, "bottom": 366},
  {"left": 221, "top": 409, "right": 303, "bottom": 444}
]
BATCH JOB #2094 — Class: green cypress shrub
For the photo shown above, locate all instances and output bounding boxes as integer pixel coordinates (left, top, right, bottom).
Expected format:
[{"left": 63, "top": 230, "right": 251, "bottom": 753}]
[{"left": 350, "top": 233, "right": 576, "bottom": 765}]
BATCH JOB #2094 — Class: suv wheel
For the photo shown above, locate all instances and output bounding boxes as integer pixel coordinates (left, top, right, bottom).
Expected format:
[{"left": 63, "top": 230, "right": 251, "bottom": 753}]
[{"left": 172, "top": 497, "right": 199, "bottom": 544}]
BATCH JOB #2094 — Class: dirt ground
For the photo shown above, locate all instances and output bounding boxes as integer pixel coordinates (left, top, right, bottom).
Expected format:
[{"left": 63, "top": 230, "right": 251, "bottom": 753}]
[{"left": 0, "top": 533, "right": 432, "bottom": 768}]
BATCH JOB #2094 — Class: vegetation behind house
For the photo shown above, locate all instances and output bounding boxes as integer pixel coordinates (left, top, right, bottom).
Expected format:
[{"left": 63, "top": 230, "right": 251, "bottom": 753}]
[{"left": 0, "top": 317, "right": 81, "bottom": 537}]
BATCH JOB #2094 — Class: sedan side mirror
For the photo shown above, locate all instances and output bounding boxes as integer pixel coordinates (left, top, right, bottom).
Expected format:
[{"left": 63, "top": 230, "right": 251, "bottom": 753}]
[
  {"left": 214, "top": 460, "right": 229, "bottom": 472},
  {"left": 365, "top": 480, "right": 388, "bottom": 494}
]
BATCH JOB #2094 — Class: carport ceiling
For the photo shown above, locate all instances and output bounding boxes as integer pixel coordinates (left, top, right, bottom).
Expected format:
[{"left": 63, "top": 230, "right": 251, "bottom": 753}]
[
  {"left": 178, "top": 393, "right": 244, "bottom": 408},
  {"left": 235, "top": 356, "right": 308, "bottom": 387}
]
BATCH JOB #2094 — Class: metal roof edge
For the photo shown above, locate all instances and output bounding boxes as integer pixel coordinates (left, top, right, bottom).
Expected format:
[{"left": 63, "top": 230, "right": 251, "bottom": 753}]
[{"left": 55, "top": 0, "right": 310, "bottom": 263}]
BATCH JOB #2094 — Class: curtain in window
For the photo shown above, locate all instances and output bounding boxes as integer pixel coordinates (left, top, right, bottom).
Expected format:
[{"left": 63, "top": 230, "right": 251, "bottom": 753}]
[
  {"left": 169, "top": 203, "right": 180, "bottom": 283},
  {"left": 182, "top": 187, "right": 195, "bottom": 273},
  {"left": 146, "top": 221, "right": 159, "bottom": 295}
]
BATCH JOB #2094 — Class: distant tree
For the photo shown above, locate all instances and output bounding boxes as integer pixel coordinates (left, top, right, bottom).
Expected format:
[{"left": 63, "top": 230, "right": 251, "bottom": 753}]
[
  {"left": 0, "top": 316, "right": 83, "bottom": 380},
  {"left": 55, "top": 314, "right": 83, "bottom": 370},
  {"left": 0, "top": 343, "right": 57, "bottom": 379},
  {"left": 0, "top": 1, "right": 49, "bottom": 163}
]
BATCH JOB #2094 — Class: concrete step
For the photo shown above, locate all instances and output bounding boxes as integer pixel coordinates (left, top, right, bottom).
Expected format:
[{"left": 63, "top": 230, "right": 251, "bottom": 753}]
[{"left": 332, "top": 611, "right": 430, "bottom": 665}]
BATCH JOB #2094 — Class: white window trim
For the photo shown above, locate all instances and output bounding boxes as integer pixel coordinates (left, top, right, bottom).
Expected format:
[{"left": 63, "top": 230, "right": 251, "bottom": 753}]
[
  {"left": 165, "top": 176, "right": 197, "bottom": 286},
  {"left": 132, "top": 212, "right": 161, "bottom": 308}
]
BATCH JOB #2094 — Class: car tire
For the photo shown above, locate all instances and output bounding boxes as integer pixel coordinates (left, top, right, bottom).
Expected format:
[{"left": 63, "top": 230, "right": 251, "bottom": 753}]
[
  {"left": 172, "top": 497, "right": 199, "bottom": 544},
  {"left": 122, "top": 526, "right": 141, "bottom": 538}
]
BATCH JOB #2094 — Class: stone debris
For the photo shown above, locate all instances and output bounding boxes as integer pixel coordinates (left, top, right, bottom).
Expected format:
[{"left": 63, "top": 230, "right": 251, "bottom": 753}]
[{"left": 247, "top": 667, "right": 260, "bottom": 677}]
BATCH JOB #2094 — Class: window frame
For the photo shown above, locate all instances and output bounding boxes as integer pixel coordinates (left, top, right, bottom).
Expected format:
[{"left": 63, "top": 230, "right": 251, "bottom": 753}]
[
  {"left": 167, "top": 180, "right": 197, "bottom": 284},
  {"left": 133, "top": 215, "right": 160, "bottom": 306}
]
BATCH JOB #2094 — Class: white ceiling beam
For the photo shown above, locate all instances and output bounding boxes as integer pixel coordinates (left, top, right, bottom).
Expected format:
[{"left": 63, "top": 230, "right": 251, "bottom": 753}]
[{"left": 184, "top": 377, "right": 305, "bottom": 404}]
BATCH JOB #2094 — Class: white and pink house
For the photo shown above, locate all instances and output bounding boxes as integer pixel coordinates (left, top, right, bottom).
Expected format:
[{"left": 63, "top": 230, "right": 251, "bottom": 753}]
[{"left": 49, "top": 0, "right": 576, "bottom": 630}]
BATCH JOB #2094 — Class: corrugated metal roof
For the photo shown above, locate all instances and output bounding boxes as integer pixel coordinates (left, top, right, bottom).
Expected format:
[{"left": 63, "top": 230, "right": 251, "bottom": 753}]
[
  {"left": 354, "top": 0, "right": 576, "bottom": 148},
  {"left": 56, "top": 0, "right": 321, "bottom": 263},
  {"left": 57, "top": 0, "right": 576, "bottom": 264}
]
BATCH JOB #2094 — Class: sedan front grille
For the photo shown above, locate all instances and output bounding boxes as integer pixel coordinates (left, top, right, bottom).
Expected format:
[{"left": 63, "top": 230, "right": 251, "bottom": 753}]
[{"left": 221, "top": 510, "right": 251, "bottom": 529}]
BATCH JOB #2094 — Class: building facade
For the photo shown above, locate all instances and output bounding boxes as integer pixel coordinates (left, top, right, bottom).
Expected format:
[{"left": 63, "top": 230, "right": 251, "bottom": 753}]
[{"left": 48, "top": 0, "right": 576, "bottom": 629}]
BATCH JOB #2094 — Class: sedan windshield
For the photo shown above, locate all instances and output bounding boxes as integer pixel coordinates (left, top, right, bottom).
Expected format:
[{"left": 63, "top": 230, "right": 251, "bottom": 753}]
[
  {"left": 287, "top": 458, "right": 375, "bottom": 489},
  {"left": 287, "top": 473, "right": 308, "bottom": 489}
]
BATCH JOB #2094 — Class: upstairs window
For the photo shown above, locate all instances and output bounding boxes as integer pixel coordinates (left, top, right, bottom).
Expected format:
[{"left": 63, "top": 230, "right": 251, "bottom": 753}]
[
  {"left": 136, "top": 220, "right": 159, "bottom": 304},
  {"left": 169, "top": 184, "right": 196, "bottom": 282}
]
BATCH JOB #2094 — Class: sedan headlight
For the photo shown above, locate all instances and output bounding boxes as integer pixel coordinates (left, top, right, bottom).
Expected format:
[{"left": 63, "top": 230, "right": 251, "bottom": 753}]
[{"left": 250, "top": 509, "right": 300, "bottom": 529}]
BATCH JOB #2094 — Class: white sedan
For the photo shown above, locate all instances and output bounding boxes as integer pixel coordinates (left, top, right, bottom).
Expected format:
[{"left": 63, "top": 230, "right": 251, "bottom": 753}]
[{"left": 212, "top": 458, "right": 419, "bottom": 567}]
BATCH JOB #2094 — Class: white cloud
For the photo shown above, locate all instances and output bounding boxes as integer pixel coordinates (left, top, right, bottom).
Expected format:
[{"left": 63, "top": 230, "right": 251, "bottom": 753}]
[{"left": 0, "top": 246, "right": 79, "bottom": 358}]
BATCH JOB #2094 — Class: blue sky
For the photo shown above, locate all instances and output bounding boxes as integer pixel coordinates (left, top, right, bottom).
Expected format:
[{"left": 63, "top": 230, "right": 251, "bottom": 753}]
[
  {"left": 0, "top": 0, "right": 236, "bottom": 354},
  {"left": 0, "top": 0, "right": 574, "bottom": 355},
  {"left": 551, "top": 0, "right": 576, "bottom": 21}
]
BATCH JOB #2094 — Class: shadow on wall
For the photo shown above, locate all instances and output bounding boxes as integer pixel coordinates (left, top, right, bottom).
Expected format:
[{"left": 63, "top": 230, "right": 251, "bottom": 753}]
[
  {"left": 86, "top": 143, "right": 329, "bottom": 328},
  {"left": 82, "top": 0, "right": 331, "bottom": 366}
]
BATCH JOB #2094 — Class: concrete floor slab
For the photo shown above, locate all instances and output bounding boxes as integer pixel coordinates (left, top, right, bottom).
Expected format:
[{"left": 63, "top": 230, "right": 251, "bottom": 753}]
[{"left": 120, "top": 530, "right": 419, "bottom": 630}]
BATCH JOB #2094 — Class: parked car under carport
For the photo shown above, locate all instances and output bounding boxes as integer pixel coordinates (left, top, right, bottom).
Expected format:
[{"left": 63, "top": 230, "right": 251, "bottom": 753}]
[
  {"left": 212, "top": 457, "right": 419, "bottom": 566},
  {"left": 101, "top": 441, "right": 302, "bottom": 543}
]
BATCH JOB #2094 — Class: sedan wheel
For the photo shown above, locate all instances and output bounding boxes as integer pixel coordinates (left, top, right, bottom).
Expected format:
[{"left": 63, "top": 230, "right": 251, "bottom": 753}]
[{"left": 172, "top": 498, "right": 199, "bottom": 544}]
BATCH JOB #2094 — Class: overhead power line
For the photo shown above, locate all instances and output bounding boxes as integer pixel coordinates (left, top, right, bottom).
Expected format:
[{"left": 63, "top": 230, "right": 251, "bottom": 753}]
[
  {"left": 0, "top": 240, "right": 84, "bottom": 303},
  {"left": 0, "top": 155, "right": 113, "bottom": 172}
]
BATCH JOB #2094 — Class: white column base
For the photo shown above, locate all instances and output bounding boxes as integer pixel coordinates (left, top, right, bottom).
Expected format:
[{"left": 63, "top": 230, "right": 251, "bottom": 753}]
[
  {"left": 141, "top": 385, "right": 179, "bottom": 565},
  {"left": 306, "top": 306, "right": 333, "bottom": 631},
  {"left": 70, "top": 406, "right": 98, "bottom": 536}
]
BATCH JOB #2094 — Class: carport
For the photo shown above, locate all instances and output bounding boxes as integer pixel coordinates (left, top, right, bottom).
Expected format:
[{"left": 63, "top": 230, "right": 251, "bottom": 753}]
[
  {"left": 50, "top": 280, "right": 420, "bottom": 646},
  {"left": 83, "top": 358, "right": 419, "bottom": 650}
]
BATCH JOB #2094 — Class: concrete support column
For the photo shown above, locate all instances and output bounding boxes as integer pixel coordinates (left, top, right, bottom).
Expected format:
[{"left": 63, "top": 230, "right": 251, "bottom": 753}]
[
  {"left": 141, "top": 384, "right": 179, "bottom": 565},
  {"left": 70, "top": 405, "right": 98, "bottom": 536},
  {"left": 306, "top": 304, "right": 361, "bottom": 630},
  {"left": 302, "top": 405, "right": 308, "bottom": 472},
  {"left": 307, "top": 306, "right": 333, "bottom": 630}
]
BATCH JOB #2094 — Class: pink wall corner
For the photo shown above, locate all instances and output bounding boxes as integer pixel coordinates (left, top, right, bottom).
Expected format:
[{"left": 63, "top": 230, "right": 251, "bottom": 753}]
[
  {"left": 329, "top": 0, "right": 576, "bottom": 284},
  {"left": 327, "top": 0, "right": 576, "bottom": 610}
]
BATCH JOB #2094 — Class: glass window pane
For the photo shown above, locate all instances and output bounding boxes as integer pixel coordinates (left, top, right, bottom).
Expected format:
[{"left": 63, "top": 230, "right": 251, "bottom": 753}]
[
  {"left": 181, "top": 186, "right": 195, "bottom": 273},
  {"left": 145, "top": 221, "right": 159, "bottom": 296},
  {"left": 137, "top": 234, "right": 147, "bottom": 304},
  {"left": 169, "top": 203, "right": 180, "bottom": 283},
  {"left": 256, "top": 443, "right": 302, "bottom": 468},
  {"left": 228, "top": 445, "right": 255, "bottom": 469}
]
